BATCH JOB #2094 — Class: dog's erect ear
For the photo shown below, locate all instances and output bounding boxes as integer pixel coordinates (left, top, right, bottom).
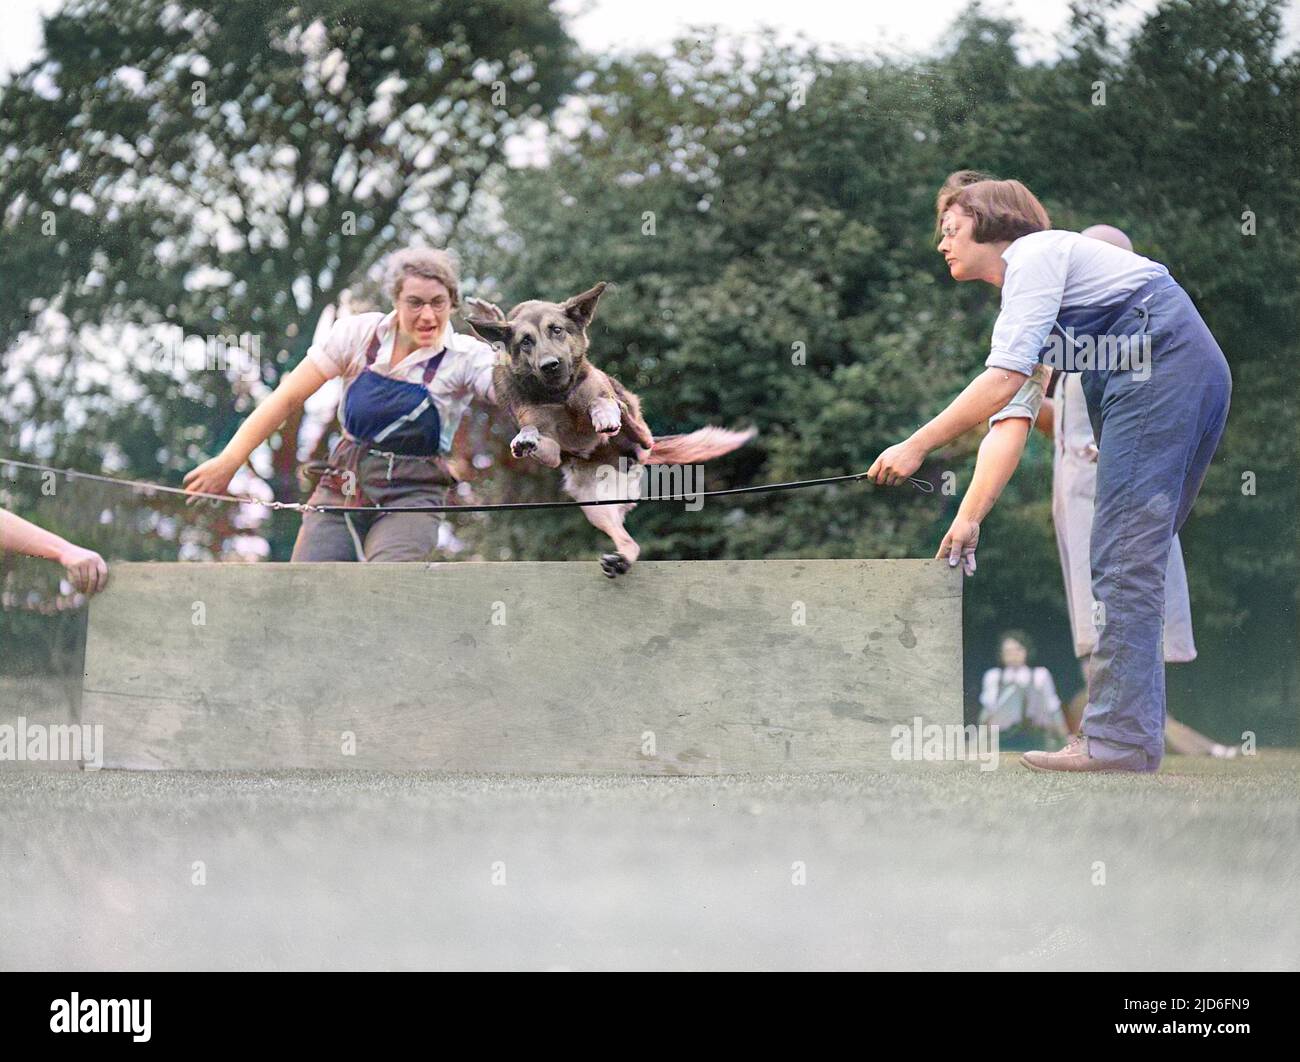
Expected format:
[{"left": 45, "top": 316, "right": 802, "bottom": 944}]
[
  {"left": 463, "top": 298, "right": 513, "bottom": 349},
  {"left": 464, "top": 316, "right": 513, "bottom": 349},
  {"left": 561, "top": 282, "right": 608, "bottom": 331},
  {"left": 464, "top": 296, "right": 507, "bottom": 322}
]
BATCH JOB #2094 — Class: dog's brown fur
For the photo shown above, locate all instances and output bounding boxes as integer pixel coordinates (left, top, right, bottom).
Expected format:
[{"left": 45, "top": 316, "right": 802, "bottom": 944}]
[{"left": 464, "top": 282, "right": 756, "bottom": 577}]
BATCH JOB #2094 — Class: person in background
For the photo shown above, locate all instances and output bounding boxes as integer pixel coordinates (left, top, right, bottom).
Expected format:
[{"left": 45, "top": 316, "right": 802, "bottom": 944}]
[
  {"left": 979, "top": 631, "right": 1068, "bottom": 749},
  {"left": 0, "top": 509, "right": 108, "bottom": 594}
]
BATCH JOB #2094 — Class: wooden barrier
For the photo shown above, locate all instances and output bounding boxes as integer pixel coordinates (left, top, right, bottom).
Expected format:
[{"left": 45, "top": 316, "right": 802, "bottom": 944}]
[{"left": 81, "top": 560, "right": 962, "bottom": 772}]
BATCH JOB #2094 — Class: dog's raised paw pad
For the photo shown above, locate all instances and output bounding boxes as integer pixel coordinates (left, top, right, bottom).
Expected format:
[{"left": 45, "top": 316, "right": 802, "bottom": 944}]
[{"left": 600, "top": 553, "right": 631, "bottom": 577}]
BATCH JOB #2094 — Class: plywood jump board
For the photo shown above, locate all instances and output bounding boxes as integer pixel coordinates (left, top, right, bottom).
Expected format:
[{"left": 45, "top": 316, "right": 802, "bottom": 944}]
[{"left": 81, "top": 560, "right": 963, "bottom": 772}]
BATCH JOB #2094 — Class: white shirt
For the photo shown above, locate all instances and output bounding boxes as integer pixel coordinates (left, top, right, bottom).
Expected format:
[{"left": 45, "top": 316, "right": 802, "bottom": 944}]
[
  {"left": 306, "top": 310, "right": 496, "bottom": 453},
  {"left": 987, "top": 230, "right": 1169, "bottom": 377},
  {"left": 979, "top": 665, "right": 1062, "bottom": 730}
]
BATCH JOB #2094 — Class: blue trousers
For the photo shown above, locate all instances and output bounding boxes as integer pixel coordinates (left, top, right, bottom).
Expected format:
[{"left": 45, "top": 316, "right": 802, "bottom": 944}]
[{"left": 1076, "top": 277, "right": 1232, "bottom": 762}]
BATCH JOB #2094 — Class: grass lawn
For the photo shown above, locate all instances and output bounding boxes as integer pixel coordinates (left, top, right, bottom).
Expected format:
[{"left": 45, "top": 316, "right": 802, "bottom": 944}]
[{"left": 1, "top": 751, "right": 1296, "bottom": 970}]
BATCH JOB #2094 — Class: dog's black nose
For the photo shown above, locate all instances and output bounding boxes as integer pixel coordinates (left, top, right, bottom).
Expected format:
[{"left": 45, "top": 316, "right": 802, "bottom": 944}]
[{"left": 540, "top": 358, "right": 561, "bottom": 374}]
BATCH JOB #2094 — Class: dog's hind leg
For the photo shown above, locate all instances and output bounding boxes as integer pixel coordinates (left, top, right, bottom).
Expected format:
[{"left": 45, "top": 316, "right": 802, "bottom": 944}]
[
  {"left": 583, "top": 503, "right": 640, "bottom": 578},
  {"left": 562, "top": 461, "right": 641, "bottom": 578}
]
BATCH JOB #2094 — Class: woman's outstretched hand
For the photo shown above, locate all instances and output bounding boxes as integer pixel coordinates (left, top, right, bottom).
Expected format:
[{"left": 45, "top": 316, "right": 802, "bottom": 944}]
[
  {"left": 937, "top": 516, "right": 980, "bottom": 576},
  {"left": 866, "top": 439, "right": 925, "bottom": 486},
  {"left": 182, "top": 455, "right": 239, "bottom": 504}
]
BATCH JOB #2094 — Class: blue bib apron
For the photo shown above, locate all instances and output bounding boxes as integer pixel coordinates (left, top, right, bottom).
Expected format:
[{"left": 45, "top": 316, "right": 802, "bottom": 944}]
[
  {"left": 341, "top": 331, "right": 444, "bottom": 455},
  {"left": 314, "top": 327, "right": 453, "bottom": 509}
]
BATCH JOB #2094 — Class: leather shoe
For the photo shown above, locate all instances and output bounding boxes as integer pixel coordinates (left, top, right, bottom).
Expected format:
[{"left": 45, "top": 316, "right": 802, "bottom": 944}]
[{"left": 1020, "top": 733, "right": 1156, "bottom": 773}]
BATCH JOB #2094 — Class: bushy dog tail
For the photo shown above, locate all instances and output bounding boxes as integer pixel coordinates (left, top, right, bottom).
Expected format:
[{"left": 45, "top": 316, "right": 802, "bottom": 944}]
[{"left": 646, "top": 426, "right": 757, "bottom": 465}]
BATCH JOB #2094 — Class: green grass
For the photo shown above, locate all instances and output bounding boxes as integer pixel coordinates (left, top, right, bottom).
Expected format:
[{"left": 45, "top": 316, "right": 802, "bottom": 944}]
[{"left": 2, "top": 751, "right": 1296, "bottom": 970}]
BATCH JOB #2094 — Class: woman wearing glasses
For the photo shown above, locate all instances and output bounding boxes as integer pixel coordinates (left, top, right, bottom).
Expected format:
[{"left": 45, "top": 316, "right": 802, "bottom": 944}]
[{"left": 184, "top": 248, "right": 496, "bottom": 561}]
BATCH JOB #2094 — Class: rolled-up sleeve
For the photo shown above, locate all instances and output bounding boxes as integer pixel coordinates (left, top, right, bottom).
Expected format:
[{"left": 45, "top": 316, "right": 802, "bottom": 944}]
[
  {"left": 987, "top": 239, "right": 1069, "bottom": 377},
  {"left": 989, "top": 363, "right": 1051, "bottom": 426}
]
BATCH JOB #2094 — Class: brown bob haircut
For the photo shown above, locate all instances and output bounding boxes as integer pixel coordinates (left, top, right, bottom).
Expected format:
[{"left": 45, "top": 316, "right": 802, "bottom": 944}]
[{"left": 935, "top": 169, "right": 1051, "bottom": 244}]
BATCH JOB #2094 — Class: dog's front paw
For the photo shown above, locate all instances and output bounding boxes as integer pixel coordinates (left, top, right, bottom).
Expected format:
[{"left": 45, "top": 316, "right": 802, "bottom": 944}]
[
  {"left": 590, "top": 404, "right": 622, "bottom": 435},
  {"left": 510, "top": 426, "right": 540, "bottom": 458},
  {"left": 600, "top": 552, "right": 632, "bottom": 578}
]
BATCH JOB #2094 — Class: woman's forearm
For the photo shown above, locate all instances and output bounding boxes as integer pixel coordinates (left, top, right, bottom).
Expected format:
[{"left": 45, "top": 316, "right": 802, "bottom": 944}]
[
  {"left": 217, "top": 358, "right": 328, "bottom": 467},
  {"left": 957, "top": 417, "right": 1031, "bottom": 523},
  {"left": 218, "top": 390, "right": 298, "bottom": 468},
  {"left": 910, "top": 367, "right": 1028, "bottom": 453},
  {"left": 0, "top": 509, "right": 75, "bottom": 563},
  {"left": 184, "top": 360, "right": 327, "bottom": 497}
]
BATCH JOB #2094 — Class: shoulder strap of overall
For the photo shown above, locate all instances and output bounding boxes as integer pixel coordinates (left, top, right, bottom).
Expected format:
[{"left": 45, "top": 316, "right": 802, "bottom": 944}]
[
  {"left": 421, "top": 349, "right": 447, "bottom": 385},
  {"left": 363, "top": 322, "right": 383, "bottom": 366},
  {"left": 367, "top": 319, "right": 445, "bottom": 384}
]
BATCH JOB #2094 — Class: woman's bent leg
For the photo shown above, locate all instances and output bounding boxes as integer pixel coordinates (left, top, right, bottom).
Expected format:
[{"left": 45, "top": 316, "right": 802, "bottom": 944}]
[
  {"left": 363, "top": 512, "right": 440, "bottom": 562},
  {"left": 291, "top": 510, "right": 365, "bottom": 561}
]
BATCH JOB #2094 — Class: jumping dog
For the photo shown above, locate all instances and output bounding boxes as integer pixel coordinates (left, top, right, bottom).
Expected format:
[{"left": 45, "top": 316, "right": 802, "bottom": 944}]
[{"left": 464, "top": 282, "right": 756, "bottom": 577}]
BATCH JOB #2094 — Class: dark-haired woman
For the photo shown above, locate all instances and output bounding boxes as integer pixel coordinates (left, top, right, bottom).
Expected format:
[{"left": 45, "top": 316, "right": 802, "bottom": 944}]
[{"left": 867, "top": 174, "right": 1231, "bottom": 774}]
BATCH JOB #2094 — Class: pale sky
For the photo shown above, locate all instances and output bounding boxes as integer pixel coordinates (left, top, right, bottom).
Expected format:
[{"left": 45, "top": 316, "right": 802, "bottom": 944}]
[
  {"left": 7, "top": 0, "right": 1293, "bottom": 77},
  {"left": 554, "top": 0, "right": 1155, "bottom": 61}
]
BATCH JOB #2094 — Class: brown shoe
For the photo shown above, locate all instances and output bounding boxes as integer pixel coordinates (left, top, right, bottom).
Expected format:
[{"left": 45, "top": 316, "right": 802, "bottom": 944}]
[{"left": 1020, "top": 734, "right": 1155, "bottom": 773}]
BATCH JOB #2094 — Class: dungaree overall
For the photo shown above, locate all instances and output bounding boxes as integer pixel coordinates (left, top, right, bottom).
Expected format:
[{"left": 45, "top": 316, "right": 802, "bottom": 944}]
[
  {"left": 291, "top": 327, "right": 455, "bottom": 562},
  {"left": 1054, "top": 275, "right": 1231, "bottom": 765}
]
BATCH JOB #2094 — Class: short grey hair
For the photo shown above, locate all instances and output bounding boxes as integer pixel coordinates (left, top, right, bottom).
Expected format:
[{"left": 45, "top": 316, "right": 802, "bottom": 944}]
[{"left": 384, "top": 247, "right": 461, "bottom": 306}]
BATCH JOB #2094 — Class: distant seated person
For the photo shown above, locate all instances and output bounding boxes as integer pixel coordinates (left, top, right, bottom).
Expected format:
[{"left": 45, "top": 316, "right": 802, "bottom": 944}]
[
  {"left": 0, "top": 508, "right": 108, "bottom": 595},
  {"left": 979, "top": 631, "right": 1067, "bottom": 749}
]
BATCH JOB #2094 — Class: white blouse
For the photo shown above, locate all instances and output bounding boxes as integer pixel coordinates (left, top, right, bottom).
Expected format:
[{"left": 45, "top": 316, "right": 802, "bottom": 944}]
[
  {"left": 979, "top": 665, "right": 1063, "bottom": 730},
  {"left": 306, "top": 310, "right": 496, "bottom": 453},
  {"left": 987, "top": 230, "right": 1168, "bottom": 378}
]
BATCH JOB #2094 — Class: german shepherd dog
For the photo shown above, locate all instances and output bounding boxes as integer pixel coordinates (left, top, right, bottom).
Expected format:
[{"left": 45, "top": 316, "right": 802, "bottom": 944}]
[{"left": 464, "top": 282, "right": 756, "bottom": 577}]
